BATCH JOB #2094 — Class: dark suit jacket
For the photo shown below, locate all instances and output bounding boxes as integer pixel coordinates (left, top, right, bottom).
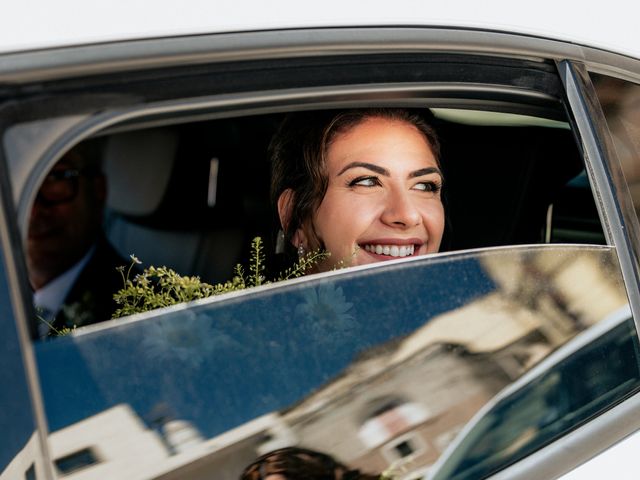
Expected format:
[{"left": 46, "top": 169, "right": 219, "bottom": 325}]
[{"left": 48, "top": 236, "right": 131, "bottom": 333}]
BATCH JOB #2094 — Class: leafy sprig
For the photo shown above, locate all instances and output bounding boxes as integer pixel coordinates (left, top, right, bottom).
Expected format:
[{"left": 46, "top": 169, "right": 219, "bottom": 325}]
[
  {"left": 35, "top": 308, "right": 77, "bottom": 337},
  {"left": 112, "top": 236, "right": 328, "bottom": 318}
]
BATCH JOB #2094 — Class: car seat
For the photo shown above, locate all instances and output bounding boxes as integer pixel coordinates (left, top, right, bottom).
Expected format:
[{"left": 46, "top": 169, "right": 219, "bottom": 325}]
[{"left": 103, "top": 127, "right": 245, "bottom": 284}]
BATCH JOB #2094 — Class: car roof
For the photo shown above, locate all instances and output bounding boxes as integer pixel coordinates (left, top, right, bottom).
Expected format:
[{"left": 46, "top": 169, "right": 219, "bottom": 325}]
[{"left": 3, "top": 0, "right": 639, "bottom": 59}]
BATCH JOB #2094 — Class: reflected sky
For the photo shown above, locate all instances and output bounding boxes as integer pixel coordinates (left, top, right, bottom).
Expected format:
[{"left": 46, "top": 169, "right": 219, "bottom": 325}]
[
  {"left": 0, "top": 250, "right": 37, "bottom": 471},
  {"left": 36, "top": 253, "right": 494, "bottom": 436}
]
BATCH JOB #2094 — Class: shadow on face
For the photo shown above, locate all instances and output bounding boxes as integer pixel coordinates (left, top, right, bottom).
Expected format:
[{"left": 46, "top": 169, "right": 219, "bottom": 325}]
[{"left": 27, "top": 148, "right": 106, "bottom": 289}]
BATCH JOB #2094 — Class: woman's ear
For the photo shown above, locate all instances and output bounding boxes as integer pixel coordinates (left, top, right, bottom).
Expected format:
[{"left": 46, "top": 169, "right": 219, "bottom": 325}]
[
  {"left": 277, "top": 189, "right": 308, "bottom": 248},
  {"left": 277, "top": 189, "right": 294, "bottom": 233}
]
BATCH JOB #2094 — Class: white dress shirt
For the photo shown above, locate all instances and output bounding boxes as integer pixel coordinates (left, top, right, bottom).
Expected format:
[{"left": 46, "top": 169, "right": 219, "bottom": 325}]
[{"left": 34, "top": 245, "right": 95, "bottom": 336}]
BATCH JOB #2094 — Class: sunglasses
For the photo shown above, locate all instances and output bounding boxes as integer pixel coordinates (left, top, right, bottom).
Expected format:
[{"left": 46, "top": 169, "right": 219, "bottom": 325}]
[{"left": 36, "top": 168, "right": 96, "bottom": 206}]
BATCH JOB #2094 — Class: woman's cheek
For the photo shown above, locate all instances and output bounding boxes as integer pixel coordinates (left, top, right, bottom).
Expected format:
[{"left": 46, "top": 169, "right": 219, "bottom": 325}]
[{"left": 426, "top": 202, "right": 446, "bottom": 251}]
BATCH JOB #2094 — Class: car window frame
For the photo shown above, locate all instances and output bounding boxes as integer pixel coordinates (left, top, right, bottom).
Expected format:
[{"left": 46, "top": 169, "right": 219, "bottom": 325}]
[
  {"left": 559, "top": 61, "right": 640, "bottom": 340},
  {"left": 477, "top": 60, "right": 640, "bottom": 480},
  {"left": 0, "top": 134, "right": 54, "bottom": 478}
]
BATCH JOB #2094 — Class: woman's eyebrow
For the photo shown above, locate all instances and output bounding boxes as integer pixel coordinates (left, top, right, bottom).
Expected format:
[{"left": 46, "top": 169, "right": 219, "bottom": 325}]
[
  {"left": 409, "top": 167, "right": 442, "bottom": 179},
  {"left": 337, "top": 162, "right": 389, "bottom": 177}
]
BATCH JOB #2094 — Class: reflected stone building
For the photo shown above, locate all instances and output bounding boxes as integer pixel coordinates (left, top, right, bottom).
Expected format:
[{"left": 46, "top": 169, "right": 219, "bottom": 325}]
[
  {"left": 8, "top": 247, "right": 627, "bottom": 480},
  {"left": 251, "top": 247, "right": 628, "bottom": 476}
]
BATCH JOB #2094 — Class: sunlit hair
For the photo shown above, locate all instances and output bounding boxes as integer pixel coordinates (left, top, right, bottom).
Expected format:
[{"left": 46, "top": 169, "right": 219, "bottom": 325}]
[
  {"left": 269, "top": 108, "right": 441, "bottom": 253},
  {"left": 240, "top": 447, "right": 379, "bottom": 480}
]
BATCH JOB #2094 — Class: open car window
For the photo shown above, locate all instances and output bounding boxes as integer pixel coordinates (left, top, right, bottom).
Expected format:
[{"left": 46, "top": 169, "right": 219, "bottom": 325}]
[{"left": 95, "top": 107, "right": 599, "bottom": 291}]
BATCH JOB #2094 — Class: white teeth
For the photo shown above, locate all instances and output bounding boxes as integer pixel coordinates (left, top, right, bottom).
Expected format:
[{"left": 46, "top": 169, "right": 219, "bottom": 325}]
[{"left": 363, "top": 244, "right": 416, "bottom": 257}]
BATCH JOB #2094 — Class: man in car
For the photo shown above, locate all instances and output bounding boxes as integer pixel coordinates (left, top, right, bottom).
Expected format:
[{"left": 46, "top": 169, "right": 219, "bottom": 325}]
[{"left": 27, "top": 141, "right": 129, "bottom": 338}]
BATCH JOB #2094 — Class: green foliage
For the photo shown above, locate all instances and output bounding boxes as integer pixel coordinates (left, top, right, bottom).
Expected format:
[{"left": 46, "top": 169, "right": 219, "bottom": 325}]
[
  {"left": 112, "top": 237, "right": 329, "bottom": 318},
  {"left": 250, "top": 236, "right": 266, "bottom": 286},
  {"left": 35, "top": 308, "right": 77, "bottom": 337},
  {"left": 113, "top": 264, "right": 221, "bottom": 318},
  {"left": 277, "top": 249, "right": 329, "bottom": 281}
]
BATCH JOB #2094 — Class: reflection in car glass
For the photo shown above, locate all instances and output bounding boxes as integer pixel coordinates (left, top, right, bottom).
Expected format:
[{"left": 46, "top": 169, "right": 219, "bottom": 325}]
[
  {"left": 430, "top": 305, "right": 639, "bottom": 480},
  {"left": 33, "top": 245, "right": 636, "bottom": 479}
]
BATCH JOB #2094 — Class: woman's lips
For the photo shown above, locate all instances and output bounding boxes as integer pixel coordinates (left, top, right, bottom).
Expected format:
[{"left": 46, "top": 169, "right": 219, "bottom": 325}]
[{"left": 359, "top": 238, "right": 424, "bottom": 259}]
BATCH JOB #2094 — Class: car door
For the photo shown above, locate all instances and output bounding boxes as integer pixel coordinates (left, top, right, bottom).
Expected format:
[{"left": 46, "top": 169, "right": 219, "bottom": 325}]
[
  {"left": 0, "top": 161, "right": 51, "bottom": 478},
  {"left": 2, "top": 27, "right": 640, "bottom": 480}
]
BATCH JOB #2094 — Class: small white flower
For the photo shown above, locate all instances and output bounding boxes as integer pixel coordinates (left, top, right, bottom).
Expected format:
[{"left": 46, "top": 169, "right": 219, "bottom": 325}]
[
  {"left": 295, "top": 283, "right": 355, "bottom": 329},
  {"left": 142, "top": 310, "right": 237, "bottom": 367}
]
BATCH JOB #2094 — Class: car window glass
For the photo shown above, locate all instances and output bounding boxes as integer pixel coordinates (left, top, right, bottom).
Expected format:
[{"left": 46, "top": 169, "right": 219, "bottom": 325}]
[
  {"left": 430, "top": 307, "right": 638, "bottom": 480},
  {"left": 0, "top": 241, "right": 43, "bottom": 478},
  {"left": 590, "top": 73, "right": 640, "bottom": 221},
  {"left": 35, "top": 246, "right": 638, "bottom": 479}
]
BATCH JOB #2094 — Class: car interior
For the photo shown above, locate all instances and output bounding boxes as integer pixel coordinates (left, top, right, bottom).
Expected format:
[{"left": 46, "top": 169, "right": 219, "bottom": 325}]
[
  {"left": 11, "top": 53, "right": 606, "bottom": 304},
  {"left": 82, "top": 107, "right": 604, "bottom": 290}
]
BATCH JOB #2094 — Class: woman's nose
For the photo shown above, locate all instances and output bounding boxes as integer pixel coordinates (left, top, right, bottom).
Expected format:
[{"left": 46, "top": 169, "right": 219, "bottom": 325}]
[{"left": 380, "top": 189, "right": 421, "bottom": 228}]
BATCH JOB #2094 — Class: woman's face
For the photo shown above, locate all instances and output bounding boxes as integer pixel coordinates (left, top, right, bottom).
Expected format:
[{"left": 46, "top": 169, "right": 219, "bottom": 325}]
[{"left": 307, "top": 117, "right": 445, "bottom": 271}]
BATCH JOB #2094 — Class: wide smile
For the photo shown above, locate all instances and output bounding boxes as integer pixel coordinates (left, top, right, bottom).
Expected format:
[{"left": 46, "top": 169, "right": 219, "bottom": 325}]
[{"left": 359, "top": 239, "right": 424, "bottom": 260}]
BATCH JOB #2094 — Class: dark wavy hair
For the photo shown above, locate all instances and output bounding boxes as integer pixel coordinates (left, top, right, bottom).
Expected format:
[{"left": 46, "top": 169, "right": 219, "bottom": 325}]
[
  {"left": 269, "top": 108, "right": 441, "bottom": 254},
  {"left": 240, "top": 447, "right": 379, "bottom": 480}
]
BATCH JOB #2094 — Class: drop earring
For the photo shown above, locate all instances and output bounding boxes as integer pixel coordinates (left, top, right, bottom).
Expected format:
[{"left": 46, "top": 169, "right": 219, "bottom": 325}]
[
  {"left": 275, "top": 229, "right": 285, "bottom": 254},
  {"left": 297, "top": 243, "right": 306, "bottom": 258}
]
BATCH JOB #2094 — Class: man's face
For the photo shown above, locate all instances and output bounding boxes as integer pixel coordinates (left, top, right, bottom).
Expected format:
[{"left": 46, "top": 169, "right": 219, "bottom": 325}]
[{"left": 27, "top": 150, "right": 106, "bottom": 289}]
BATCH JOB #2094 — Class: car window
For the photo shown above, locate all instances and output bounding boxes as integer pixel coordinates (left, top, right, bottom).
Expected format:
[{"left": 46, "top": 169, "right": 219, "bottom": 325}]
[
  {"left": 429, "top": 307, "right": 639, "bottom": 480},
  {"left": 99, "top": 109, "right": 600, "bottom": 287},
  {"left": 590, "top": 73, "right": 640, "bottom": 223},
  {"left": 19, "top": 107, "right": 602, "bottom": 338},
  {"left": 33, "top": 246, "right": 635, "bottom": 479},
  {"left": 0, "top": 237, "right": 45, "bottom": 478}
]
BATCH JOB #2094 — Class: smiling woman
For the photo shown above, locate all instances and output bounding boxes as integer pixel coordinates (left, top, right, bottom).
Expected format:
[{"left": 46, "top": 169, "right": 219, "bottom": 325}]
[{"left": 271, "top": 108, "right": 445, "bottom": 272}]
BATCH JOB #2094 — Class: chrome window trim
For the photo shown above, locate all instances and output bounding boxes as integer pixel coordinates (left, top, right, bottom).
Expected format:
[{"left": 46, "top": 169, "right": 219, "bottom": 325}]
[
  {"left": 489, "top": 392, "right": 640, "bottom": 480},
  {"left": 1, "top": 27, "right": 640, "bottom": 84}
]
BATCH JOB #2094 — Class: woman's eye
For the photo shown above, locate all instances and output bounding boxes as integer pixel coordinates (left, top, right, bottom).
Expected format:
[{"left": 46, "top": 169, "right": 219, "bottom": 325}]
[
  {"left": 349, "top": 176, "right": 380, "bottom": 187},
  {"left": 413, "top": 181, "right": 441, "bottom": 193}
]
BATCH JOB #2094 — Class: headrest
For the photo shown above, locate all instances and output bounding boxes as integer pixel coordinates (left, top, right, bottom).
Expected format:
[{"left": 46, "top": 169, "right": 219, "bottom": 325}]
[{"left": 104, "top": 129, "right": 179, "bottom": 216}]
